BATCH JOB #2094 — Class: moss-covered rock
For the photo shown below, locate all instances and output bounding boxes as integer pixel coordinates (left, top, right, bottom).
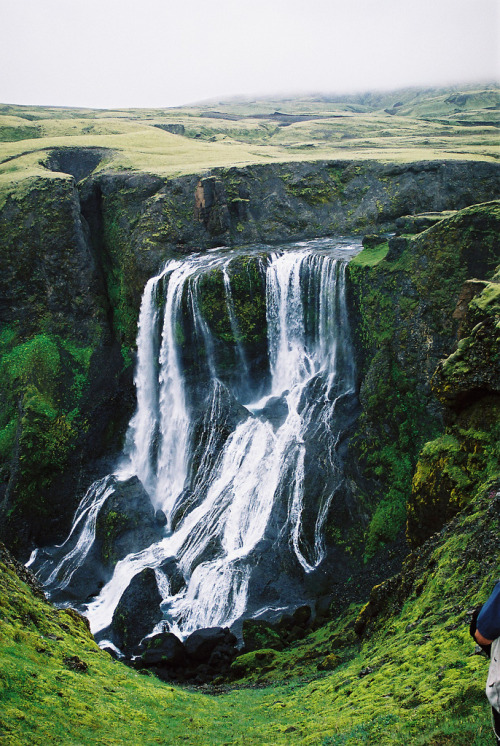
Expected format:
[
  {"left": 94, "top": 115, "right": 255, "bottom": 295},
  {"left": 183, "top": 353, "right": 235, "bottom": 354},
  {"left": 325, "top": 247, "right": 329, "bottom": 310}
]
[
  {"left": 242, "top": 619, "right": 284, "bottom": 653},
  {"left": 230, "top": 648, "right": 278, "bottom": 678},
  {"left": 346, "top": 201, "right": 500, "bottom": 559},
  {"left": 407, "top": 273, "right": 500, "bottom": 547},
  {"left": 432, "top": 278, "right": 500, "bottom": 408}
]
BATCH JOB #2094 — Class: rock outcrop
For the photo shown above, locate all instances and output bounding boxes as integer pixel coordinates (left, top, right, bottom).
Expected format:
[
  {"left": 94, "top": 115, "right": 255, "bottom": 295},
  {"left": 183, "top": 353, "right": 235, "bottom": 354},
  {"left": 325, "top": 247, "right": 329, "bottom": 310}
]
[
  {"left": 407, "top": 270, "right": 500, "bottom": 547},
  {"left": 346, "top": 201, "right": 500, "bottom": 558}
]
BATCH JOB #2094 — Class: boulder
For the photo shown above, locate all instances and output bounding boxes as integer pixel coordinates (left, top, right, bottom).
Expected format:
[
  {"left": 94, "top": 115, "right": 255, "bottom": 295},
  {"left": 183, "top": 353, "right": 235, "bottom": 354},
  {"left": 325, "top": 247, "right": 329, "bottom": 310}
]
[
  {"left": 362, "top": 234, "right": 386, "bottom": 249},
  {"left": 139, "top": 631, "right": 185, "bottom": 667},
  {"left": 242, "top": 619, "right": 283, "bottom": 652},
  {"left": 95, "top": 476, "right": 162, "bottom": 566},
  {"left": 394, "top": 211, "right": 456, "bottom": 235},
  {"left": 111, "top": 568, "right": 163, "bottom": 653},
  {"left": 158, "top": 557, "right": 185, "bottom": 596},
  {"left": 155, "top": 509, "right": 168, "bottom": 526},
  {"left": 386, "top": 235, "right": 407, "bottom": 261},
  {"left": 258, "top": 395, "right": 289, "bottom": 429},
  {"left": 184, "top": 627, "right": 237, "bottom": 662},
  {"left": 292, "top": 604, "right": 312, "bottom": 627}
]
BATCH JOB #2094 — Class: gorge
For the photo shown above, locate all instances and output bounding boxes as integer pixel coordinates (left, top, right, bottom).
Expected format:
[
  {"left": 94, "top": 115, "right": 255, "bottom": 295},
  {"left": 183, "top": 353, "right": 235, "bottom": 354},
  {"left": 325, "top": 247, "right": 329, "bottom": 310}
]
[{"left": 0, "top": 89, "right": 499, "bottom": 743}]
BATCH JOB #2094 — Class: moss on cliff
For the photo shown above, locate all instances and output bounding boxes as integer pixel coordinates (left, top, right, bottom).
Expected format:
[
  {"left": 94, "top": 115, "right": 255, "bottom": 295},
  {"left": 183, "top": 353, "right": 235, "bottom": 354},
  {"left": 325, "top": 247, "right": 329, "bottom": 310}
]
[
  {"left": 347, "top": 201, "right": 500, "bottom": 559},
  {"left": 0, "top": 332, "right": 93, "bottom": 525},
  {"left": 407, "top": 274, "right": 500, "bottom": 548}
]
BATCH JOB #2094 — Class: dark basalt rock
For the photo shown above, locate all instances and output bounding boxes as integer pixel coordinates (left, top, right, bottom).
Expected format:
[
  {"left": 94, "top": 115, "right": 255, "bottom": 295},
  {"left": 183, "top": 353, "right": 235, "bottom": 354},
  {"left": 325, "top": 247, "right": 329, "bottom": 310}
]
[
  {"left": 155, "top": 509, "right": 168, "bottom": 526},
  {"left": 362, "top": 234, "right": 386, "bottom": 249},
  {"left": 292, "top": 604, "right": 312, "bottom": 627},
  {"left": 95, "top": 476, "right": 163, "bottom": 566},
  {"left": 394, "top": 211, "right": 456, "bottom": 235},
  {"left": 139, "top": 631, "right": 185, "bottom": 667},
  {"left": 242, "top": 605, "right": 312, "bottom": 652},
  {"left": 184, "top": 627, "right": 236, "bottom": 662},
  {"left": 134, "top": 626, "right": 239, "bottom": 683},
  {"left": 258, "top": 395, "right": 289, "bottom": 429},
  {"left": 242, "top": 619, "right": 284, "bottom": 652},
  {"left": 158, "top": 557, "right": 185, "bottom": 596},
  {"left": 46, "top": 147, "right": 112, "bottom": 183},
  {"left": 111, "top": 568, "right": 163, "bottom": 653},
  {"left": 386, "top": 235, "right": 407, "bottom": 261},
  {"left": 154, "top": 123, "right": 185, "bottom": 136},
  {"left": 42, "top": 475, "right": 163, "bottom": 606}
]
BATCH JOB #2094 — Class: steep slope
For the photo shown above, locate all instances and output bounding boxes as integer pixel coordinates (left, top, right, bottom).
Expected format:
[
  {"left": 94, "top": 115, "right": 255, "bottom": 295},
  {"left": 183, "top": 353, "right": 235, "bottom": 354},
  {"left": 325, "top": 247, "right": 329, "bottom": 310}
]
[
  {"left": 346, "top": 201, "right": 500, "bottom": 558},
  {"left": 1, "top": 479, "right": 499, "bottom": 745}
]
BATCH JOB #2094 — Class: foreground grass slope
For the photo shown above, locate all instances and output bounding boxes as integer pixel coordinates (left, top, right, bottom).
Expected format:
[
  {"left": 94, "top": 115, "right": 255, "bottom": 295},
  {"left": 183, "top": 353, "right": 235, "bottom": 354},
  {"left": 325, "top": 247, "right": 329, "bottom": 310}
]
[{"left": 1, "top": 476, "right": 499, "bottom": 745}]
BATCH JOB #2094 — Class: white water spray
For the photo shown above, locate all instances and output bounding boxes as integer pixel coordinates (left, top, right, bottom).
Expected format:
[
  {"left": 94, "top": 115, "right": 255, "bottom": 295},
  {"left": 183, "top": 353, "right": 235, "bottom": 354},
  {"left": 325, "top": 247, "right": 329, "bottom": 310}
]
[{"left": 32, "top": 239, "right": 360, "bottom": 641}]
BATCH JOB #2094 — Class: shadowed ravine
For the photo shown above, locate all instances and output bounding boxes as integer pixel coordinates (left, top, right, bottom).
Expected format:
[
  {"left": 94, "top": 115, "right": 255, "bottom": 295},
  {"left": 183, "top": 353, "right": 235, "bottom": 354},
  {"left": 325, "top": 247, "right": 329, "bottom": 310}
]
[{"left": 29, "top": 237, "right": 361, "bottom": 650}]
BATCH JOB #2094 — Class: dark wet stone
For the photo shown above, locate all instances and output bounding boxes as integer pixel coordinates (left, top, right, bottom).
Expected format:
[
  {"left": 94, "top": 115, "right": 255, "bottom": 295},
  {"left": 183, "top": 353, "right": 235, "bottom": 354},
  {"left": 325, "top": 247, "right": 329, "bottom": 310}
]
[
  {"left": 140, "top": 631, "right": 185, "bottom": 667},
  {"left": 184, "top": 627, "right": 234, "bottom": 662},
  {"left": 242, "top": 619, "right": 283, "bottom": 652},
  {"left": 111, "top": 568, "right": 163, "bottom": 652},
  {"left": 386, "top": 235, "right": 408, "bottom": 261},
  {"left": 155, "top": 509, "right": 167, "bottom": 526},
  {"left": 159, "top": 557, "right": 185, "bottom": 596},
  {"left": 292, "top": 604, "right": 312, "bottom": 627},
  {"left": 258, "top": 395, "right": 289, "bottom": 429},
  {"left": 362, "top": 234, "right": 385, "bottom": 249}
]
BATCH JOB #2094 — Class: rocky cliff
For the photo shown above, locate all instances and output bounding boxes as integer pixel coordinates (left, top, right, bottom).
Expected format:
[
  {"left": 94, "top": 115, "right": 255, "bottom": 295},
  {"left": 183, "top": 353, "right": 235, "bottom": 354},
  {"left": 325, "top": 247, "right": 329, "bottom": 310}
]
[
  {"left": 345, "top": 201, "right": 499, "bottom": 558},
  {"left": 0, "top": 154, "right": 498, "bottom": 560}
]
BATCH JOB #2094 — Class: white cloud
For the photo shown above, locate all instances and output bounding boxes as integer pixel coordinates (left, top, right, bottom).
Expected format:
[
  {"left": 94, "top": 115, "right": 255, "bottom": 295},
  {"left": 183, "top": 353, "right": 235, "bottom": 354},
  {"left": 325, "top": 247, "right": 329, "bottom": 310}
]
[{"left": 0, "top": 0, "right": 498, "bottom": 107}]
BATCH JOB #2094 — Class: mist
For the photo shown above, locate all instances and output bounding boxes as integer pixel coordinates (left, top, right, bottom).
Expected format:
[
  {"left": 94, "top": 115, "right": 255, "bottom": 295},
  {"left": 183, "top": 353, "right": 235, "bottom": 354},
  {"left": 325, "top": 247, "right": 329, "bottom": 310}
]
[{"left": 1, "top": 0, "right": 498, "bottom": 108}]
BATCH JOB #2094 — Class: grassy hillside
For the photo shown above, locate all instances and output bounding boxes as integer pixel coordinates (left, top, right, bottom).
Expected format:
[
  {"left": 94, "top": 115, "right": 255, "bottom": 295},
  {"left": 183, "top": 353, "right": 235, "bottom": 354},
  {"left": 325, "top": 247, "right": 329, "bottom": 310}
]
[
  {"left": 0, "top": 84, "right": 498, "bottom": 207},
  {"left": 1, "top": 477, "right": 499, "bottom": 745}
]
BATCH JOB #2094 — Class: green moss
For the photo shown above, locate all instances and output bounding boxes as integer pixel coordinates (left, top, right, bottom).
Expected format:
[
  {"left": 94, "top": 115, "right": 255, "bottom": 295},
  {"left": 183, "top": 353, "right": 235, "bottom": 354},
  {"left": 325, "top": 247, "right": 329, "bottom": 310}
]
[
  {"left": 282, "top": 172, "right": 340, "bottom": 205},
  {"left": 347, "top": 202, "right": 500, "bottom": 559},
  {"left": 0, "top": 331, "right": 93, "bottom": 520},
  {"left": 96, "top": 510, "right": 129, "bottom": 564},
  {"left": 350, "top": 241, "right": 389, "bottom": 267},
  {"left": 407, "top": 400, "right": 500, "bottom": 547}
]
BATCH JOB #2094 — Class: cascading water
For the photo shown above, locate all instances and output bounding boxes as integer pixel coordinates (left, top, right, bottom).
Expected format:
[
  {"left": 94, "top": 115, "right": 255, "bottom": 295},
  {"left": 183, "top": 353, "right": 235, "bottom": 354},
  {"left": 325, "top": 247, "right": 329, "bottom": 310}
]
[{"left": 30, "top": 237, "right": 361, "bottom": 645}]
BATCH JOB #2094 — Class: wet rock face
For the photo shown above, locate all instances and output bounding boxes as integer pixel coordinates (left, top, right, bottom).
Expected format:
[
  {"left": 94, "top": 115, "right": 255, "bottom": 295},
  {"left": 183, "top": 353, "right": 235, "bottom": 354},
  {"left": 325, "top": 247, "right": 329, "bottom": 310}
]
[
  {"left": 242, "top": 605, "right": 312, "bottom": 652},
  {"left": 184, "top": 627, "right": 236, "bottom": 661},
  {"left": 406, "top": 272, "right": 500, "bottom": 548},
  {"left": 111, "top": 568, "right": 163, "bottom": 653},
  {"left": 139, "top": 631, "right": 186, "bottom": 667},
  {"left": 0, "top": 177, "right": 107, "bottom": 341},
  {"left": 45, "top": 148, "right": 112, "bottom": 183},
  {"left": 36, "top": 475, "right": 164, "bottom": 607},
  {"left": 95, "top": 476, "right": 163, "bottom": 568},
  {"left": 1, "top": 159, "right": 498, "bottom": 562},
  {"left": 87, "top": 160, "right": 500, "bottom": 302}
]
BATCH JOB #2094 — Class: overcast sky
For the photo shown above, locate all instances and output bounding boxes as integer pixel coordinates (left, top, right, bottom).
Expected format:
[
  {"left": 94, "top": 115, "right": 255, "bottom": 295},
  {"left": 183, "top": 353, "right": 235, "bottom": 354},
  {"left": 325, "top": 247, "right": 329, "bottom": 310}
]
[{"left": 1, "top": 0, "right": 498, "bottom": 109}]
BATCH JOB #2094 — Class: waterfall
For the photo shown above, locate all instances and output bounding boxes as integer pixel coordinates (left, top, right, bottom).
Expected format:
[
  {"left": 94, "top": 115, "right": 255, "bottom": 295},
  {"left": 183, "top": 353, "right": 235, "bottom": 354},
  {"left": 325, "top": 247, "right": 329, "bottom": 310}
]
[{"left": 31, "top": 237, "right": 360, "bottom": 643}]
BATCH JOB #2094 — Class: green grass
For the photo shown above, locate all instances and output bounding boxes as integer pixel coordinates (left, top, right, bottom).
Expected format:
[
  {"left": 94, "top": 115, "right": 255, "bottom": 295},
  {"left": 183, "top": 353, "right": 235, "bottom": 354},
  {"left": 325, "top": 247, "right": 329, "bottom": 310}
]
[
  {"left": 0, "top": 84, "right": 498, "bottom": 210},
  {"left": 1, "top": 475, "right": 499, "bottom": 745},
  {"left": 349, "top": 241, "right": 389, "bottom": 267}
]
